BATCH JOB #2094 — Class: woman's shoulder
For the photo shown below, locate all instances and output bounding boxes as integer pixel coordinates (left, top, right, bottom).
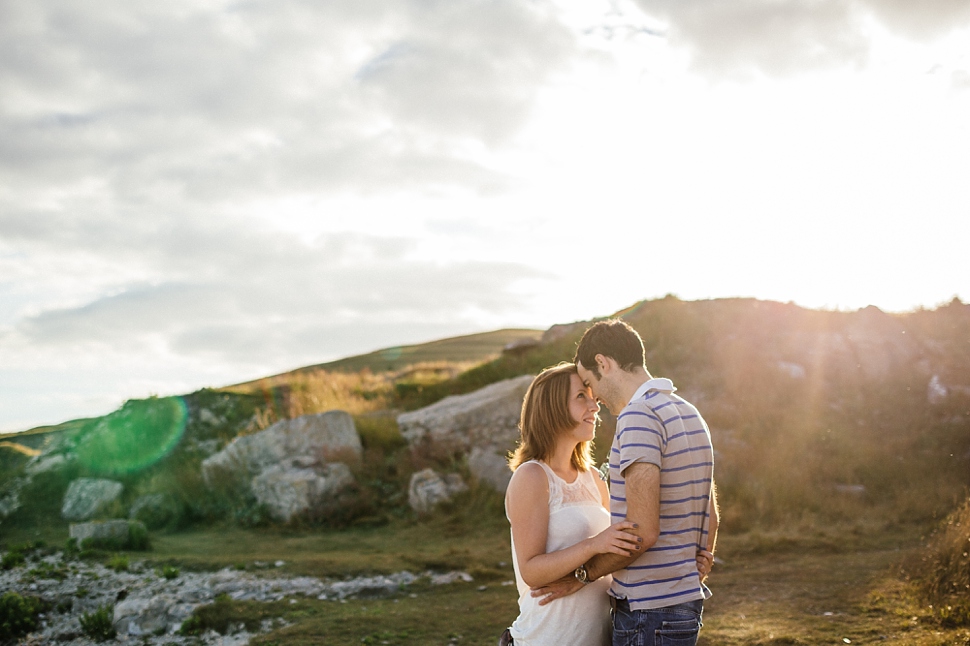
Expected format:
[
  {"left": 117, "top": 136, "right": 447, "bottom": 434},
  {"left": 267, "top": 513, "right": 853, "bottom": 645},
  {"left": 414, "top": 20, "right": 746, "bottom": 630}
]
[{"left": 508, "top": 460, "right": 550, "bottom": 492}]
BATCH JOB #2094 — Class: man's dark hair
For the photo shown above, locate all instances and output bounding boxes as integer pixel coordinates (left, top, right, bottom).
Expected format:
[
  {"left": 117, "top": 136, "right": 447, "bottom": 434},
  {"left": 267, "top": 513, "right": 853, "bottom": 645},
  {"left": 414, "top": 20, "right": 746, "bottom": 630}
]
[{"left": 574, "top": 319, "right": 645, "bottom": 379}]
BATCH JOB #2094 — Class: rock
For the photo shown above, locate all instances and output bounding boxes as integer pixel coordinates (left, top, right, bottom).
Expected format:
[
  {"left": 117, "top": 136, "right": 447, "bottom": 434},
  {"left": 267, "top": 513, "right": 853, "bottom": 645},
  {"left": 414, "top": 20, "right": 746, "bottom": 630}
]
[
  {"left": 407, "top": 468, "right": 468, "bottom": 513},
  {"left": 202, "top": 410, "right": 362, "bottom": 482},
  {"left": 397, "top": 375, "right": 533, "bottom": 460},
  {"left": 833, "top": 484, "right": 867, "bottom": 497},
  {"left": 25, "top": 453, "right": 72, "bottom": 476},
  {"left": 928, "top": 375, "right": 948, "bottom": 405},
  {"left": 129, "top": 493, "right": 179, "bottom": 529},
  {"left": 467, "top": 447, "right": 513, "bottom": 492},
  {"left": 0, "top": 477, "right": 27, "bottom": 520},
  {"left": 198, "top": 408, "right": 226, "bottom": 427},
  {"left": 114, "top": 594, "right": 188, "bottom": 635},
  {"left": 62, "top": 478, "right": 124, "bottom": 521},
  {"left": 397, "top": 376, "right": 531, "bottom": 492},
  {"left": 70, "top": 519, "right": 146, "bottom": 548},
  {"left": 540, "top": 321, "right": 589, "bottom": 346},
  {"left": 201, "top": 410, "right": 362, "bottom": 522},
  {"left": 251, "top": 462, "right": 355, "bottom": 522},
  {"left": 503, "top": 338, "right": 540, "bottom": 355}
]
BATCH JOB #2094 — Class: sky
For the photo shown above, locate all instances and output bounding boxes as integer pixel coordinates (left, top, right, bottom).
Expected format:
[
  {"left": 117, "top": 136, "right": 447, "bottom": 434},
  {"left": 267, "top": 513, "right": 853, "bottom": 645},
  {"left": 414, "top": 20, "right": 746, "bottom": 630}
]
[{"left": 2, "top": 0, "right": 969, "bottom": 433}]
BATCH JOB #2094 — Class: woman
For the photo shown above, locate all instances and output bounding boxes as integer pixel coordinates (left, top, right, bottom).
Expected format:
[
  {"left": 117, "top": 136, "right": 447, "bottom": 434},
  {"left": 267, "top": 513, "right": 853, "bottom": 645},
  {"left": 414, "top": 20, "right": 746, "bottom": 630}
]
[{"left": 504, "top": 362, "right": 640, "bottom": 646}]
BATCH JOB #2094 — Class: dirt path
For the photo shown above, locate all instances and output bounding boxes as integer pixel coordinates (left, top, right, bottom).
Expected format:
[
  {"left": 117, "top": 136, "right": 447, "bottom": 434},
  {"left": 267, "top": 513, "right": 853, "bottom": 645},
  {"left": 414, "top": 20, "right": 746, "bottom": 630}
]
[{"left": 700, "top": 548, "right": 968, "bottom": 645}]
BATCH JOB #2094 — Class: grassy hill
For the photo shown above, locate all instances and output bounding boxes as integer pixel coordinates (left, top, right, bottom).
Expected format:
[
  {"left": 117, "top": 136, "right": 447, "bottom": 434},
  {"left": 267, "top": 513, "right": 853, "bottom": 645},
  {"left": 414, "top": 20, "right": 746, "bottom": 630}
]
[{"left": 2, "top": 296, "right": 969, "bottom": 644}]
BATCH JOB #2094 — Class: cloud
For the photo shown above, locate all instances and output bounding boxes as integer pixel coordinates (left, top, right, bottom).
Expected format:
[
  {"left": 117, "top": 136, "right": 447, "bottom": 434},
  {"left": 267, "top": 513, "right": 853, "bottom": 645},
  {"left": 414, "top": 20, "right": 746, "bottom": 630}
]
[
  {"left": 861, "top": 0, "right": 970, "bottom": 41},
  {"left": 0, "top": 0, "right": 577, "bottom": 206},
  {"left": 13, "top": 227, "right": 544, "bottom": 366},
  {"left": 629, "top": 0, "right": 970, "bottom": 77}
]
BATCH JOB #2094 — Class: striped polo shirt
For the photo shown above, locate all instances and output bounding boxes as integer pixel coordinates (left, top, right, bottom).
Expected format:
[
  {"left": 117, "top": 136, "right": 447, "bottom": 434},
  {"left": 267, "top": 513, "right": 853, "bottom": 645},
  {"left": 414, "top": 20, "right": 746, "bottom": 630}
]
[{"left": 608, "top": 377, "right": 714, "bottom": 611}]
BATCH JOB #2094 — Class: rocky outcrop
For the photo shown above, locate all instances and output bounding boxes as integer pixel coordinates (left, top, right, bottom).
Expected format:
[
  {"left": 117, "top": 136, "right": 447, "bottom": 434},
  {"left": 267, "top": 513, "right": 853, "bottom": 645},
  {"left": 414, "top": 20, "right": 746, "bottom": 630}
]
[
  {"left": 398, "top": 376, "right": 531, "bottom": 492},
  {"left": 25, "top": 453, "right": 72, "bottom": 476},
  {"left": 70, "top": 519, "right": 146, "bottom": 549},
  {"left": 251, "top": 462, "right": 355, "bottom": 522},
  {"left": 467, "top": 447, "right": 513, "bottom": 492},
  {"left": 398, "top": 375, "right": 532, "bottom": 457},
  {"left": 397, "top": 375, "right": 531, "bottom": 492},
  {"left": 201, "top": 410, "right": 362, "bottom": 522},
  {"left": 407, "top": 468, "right": 468, "bottom": 513},
  {"left": 62, "top": 478, "right": 124, "bottom": 521},
  {"left": 0, "top": 548, "right": 476, "bottom": 646}
]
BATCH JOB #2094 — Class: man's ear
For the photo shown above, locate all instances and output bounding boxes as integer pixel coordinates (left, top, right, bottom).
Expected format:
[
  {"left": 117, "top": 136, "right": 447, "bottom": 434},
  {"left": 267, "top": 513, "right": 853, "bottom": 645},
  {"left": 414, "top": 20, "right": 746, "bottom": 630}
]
[{"left": 594, "top": 353, "right": 611, "bottom": 374}]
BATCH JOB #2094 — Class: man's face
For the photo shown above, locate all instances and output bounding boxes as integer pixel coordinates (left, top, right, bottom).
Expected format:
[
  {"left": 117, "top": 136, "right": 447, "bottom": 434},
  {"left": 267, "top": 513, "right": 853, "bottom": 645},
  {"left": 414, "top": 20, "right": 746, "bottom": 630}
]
[
  {"left": 576, "top": 355, "right": 626, "bottom": 415},
  {"left": 576, "top": 363, "right": 609, "bottom": 405}
]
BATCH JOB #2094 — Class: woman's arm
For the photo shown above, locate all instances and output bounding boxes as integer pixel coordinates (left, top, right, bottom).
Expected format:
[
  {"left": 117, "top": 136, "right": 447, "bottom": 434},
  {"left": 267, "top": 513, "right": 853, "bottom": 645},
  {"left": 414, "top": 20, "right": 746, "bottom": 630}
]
[{"left": 507, "top": 463, "right": 639, "bottom": 588}]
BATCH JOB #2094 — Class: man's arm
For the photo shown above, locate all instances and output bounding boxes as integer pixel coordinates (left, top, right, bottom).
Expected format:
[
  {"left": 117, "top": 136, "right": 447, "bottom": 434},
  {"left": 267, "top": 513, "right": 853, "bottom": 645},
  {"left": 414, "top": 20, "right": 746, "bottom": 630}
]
[
  {"left": 532, "top": 461, "right": 660, "bottom": 605},
  {"left": 697, "top": 481, "right": 719, "bottom": 580},
  {"left": 586, "top": 461, "right": 660, "bottom": 579}
]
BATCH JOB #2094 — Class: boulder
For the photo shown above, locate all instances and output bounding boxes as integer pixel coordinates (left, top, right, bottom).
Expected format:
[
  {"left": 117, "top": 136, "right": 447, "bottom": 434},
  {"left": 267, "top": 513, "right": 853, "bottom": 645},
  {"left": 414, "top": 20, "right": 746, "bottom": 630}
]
[
  {"left": 62, "top": 478, "right": 124, "bottom": 521},
  {"left": 467, "top": 447, "right": 513, "bottom": 492},
  {"left": 201, "top": 410, "right": 362, "bottom": 522},
  {"left": 408, "top": 468, "right": 468, "bottom": 513},
  {"left": 69, "top": 519, "right": 146, "bottom": 549},
  {"left": 25, "top": 453, "right": 71, "bottom": 476},
  {"left": 927, "top": 375, "right": 948, "bottom": 405},
  {"left": 202, "top": 410, "right": 362, "bottom": 483},
  {"left": 114, "top": 594, "right": 195, "bottom": 636},
  {"left": 251, "top": 462, "right": 355, "bottom": 522},
  {"left": 397, "top": 375, "right": 533, "bottom": 459},
  {"left": 397, "top": 375, "right": 532, "bottom": 492}
]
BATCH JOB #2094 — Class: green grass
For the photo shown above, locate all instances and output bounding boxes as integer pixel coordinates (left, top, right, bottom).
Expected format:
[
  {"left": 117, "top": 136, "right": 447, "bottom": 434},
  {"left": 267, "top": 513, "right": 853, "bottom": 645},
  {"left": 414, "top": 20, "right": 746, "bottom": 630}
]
[
  {"left": 147, "top": 522, "right": 970, "bottom": 646},
  {"left": 283, "top": 329, "right": 542, "bottom": 375}
]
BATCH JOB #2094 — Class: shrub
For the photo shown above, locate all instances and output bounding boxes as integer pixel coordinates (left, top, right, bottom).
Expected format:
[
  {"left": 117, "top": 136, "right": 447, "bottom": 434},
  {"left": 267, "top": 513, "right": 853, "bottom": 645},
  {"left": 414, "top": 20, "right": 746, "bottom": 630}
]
[
  {"left": 64, "top": 538, "right": 79, "bottom": 558},
  {"left": 159, "top": 565, "right": 180, "bottom": 580},
  {"left": 0, "top": 592, "right": 43, "bottom": 642},
  {"left": 79, "top": 605, "right": 116, "bottom": 641},
  {"left": 107, "top": 554, "right": 129, "bottom": 572},
  {"left": 1, "top": 551, "right": 25, "bottom": 570},
  {"left": 905, "top": 496, "right": 970, "bottom": 627}
]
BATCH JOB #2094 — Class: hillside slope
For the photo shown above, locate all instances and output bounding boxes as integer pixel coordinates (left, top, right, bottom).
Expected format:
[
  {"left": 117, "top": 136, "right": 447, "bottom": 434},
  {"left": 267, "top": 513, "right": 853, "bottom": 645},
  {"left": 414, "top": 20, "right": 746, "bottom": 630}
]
[{"left": 2, "top": 296, "right": 968, "bottom": 536}]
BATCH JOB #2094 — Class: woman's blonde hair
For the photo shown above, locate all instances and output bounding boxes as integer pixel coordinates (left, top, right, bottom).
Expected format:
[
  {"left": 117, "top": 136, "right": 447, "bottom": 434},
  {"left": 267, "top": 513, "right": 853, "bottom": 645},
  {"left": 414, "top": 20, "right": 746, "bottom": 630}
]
[{"left": 508, "top": 362, "right": 595, "bottom": 472}]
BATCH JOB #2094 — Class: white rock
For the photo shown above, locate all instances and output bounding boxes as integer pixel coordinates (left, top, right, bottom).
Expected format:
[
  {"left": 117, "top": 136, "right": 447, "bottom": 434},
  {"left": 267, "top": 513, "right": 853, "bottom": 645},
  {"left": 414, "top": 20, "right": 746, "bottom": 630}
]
[
  {"left": 201, "top": 410, "right": 362, "bottom": 522},
  {"left": 928, "top": 374, "right": 948, "bottom": 405},
  {"left": 467, "top": 446, "right": 513, "bottom": 492},
  {"left": 251, "top": 463, "right": 355, "bottom": 522},
  {"left": 25, "top": 453, "right": 71, "bottom": 476},
  {"left": 397, "top": 375, "right": 533, "bottom": 459},
  {"left": 407, "top": 469, "right": 468, "bottom": 513},
  {"left": 61, "top": 478, "right": 124, "bottom": 521},
  {"left": 202, "top": 410, "right": 362, "bottom": 482},
  {"left": 70, "top": 519, "right": 143, "bottom": 546}
]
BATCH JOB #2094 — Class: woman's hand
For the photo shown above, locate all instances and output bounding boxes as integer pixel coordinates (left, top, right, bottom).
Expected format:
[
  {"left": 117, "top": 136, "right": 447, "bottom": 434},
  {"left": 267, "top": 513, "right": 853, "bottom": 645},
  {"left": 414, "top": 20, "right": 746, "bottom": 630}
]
[
  {"left": 587, "top": 520, "right": 641, "bottom": 557},
  {"left": 696, "top": 549, "right": 714, "bottom": 580}
]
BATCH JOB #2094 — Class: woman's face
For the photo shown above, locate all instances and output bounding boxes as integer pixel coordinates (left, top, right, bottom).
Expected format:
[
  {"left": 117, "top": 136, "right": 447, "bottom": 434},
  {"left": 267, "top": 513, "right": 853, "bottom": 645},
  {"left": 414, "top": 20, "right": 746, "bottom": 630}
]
[{"left": 566, "top": 372, "right": 600, "bottom": 442}]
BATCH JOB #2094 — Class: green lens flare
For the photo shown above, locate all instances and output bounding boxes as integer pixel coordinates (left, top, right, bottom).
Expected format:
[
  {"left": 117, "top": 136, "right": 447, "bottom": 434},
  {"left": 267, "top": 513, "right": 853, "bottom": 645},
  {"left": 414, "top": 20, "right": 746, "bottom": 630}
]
[{"left": 76, "top": 397, "right": 188, "bottom": 475}]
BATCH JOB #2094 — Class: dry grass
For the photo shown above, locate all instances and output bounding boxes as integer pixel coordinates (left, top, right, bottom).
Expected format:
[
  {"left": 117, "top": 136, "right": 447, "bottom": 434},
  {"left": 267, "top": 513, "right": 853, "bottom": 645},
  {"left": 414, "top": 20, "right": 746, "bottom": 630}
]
[{"left": 223, "top": 361, "right": 481, "bottom": 432}]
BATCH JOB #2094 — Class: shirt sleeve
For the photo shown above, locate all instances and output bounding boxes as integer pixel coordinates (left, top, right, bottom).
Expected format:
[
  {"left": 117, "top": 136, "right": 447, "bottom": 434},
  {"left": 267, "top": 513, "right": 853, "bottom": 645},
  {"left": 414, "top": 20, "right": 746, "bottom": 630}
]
[{"left": 615, "top": 402, "right": 664, "bottom": 475}]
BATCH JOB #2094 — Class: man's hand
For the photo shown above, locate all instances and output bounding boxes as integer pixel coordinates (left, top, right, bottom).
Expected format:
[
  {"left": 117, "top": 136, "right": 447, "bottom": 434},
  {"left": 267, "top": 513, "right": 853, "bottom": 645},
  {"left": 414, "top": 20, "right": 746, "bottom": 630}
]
[{"left": 530, "top": 574, "right": 583, "bottom": 606}]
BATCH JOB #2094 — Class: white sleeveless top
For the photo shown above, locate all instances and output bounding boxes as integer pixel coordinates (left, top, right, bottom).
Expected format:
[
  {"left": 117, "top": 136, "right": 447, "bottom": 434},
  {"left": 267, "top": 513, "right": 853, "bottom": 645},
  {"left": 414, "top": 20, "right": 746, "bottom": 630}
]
[{"left": 507, "top": 461, "right": 612, "bottom": 646}]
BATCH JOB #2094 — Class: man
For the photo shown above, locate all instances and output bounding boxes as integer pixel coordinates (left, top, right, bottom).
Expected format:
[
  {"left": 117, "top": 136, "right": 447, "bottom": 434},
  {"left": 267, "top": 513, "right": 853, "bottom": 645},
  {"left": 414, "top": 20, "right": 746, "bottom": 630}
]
[{"left": 533, "top": 319, "right": 718, "bottom": 646}]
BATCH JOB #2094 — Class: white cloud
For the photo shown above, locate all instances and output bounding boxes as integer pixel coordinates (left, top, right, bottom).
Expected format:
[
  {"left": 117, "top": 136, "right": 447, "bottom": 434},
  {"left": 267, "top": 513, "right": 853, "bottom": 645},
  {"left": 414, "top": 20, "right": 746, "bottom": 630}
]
[{"left": 628, "top": 0, "right": 970, "bottom": 77}]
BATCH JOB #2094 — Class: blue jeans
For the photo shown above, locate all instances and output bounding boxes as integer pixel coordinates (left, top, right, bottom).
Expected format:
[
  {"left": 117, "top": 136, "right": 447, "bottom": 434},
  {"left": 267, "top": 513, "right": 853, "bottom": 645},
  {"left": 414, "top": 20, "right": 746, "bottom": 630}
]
[{"left": 612, "top": 597, "right": 704, "bottom": 646}]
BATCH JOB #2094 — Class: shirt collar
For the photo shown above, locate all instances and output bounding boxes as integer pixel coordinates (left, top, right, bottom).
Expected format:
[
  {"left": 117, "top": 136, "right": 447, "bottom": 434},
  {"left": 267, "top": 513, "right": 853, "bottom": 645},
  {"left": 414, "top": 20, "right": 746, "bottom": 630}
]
[{"left": 628, "top": 377, "right": 676, "bottom": 406}]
